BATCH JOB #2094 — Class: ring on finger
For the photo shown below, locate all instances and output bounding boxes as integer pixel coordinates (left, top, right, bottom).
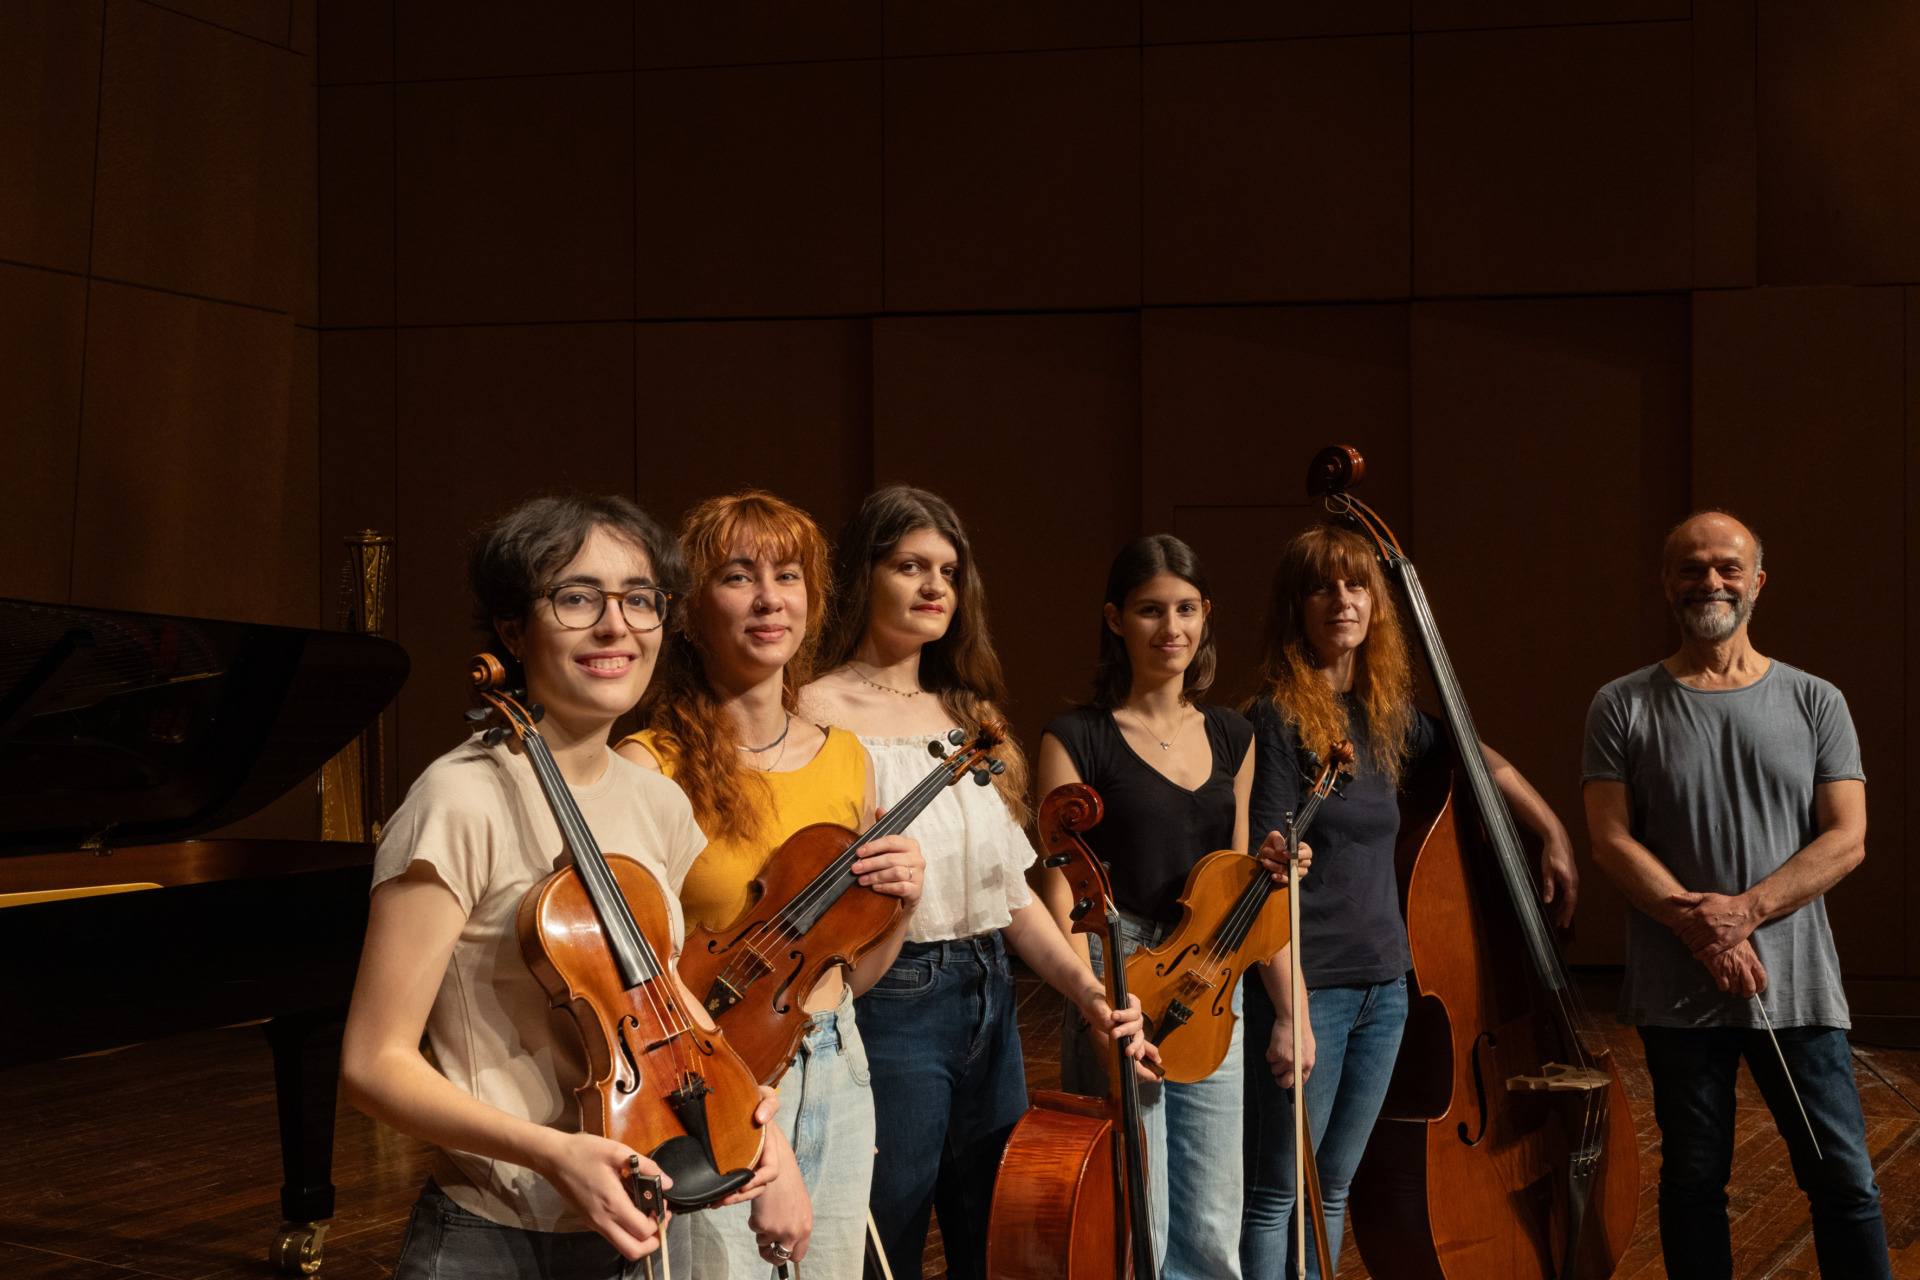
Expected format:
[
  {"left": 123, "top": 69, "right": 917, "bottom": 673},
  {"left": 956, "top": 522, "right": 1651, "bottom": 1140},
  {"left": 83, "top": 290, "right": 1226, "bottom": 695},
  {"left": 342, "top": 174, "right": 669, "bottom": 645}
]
[{"left": 770, "top": 1243, "right": 793, "bottom": 1260}]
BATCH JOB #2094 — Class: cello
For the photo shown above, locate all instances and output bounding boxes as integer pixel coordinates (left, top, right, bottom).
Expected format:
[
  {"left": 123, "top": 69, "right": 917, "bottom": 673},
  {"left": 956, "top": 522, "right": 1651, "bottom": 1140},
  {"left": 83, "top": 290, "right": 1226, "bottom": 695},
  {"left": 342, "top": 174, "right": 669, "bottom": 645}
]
[
  {"left": 468, "top": 656, "right": 767, "bottom": 1212},
  {"left": 984, "top": 783, "right": 1156, "bottom": 1280},
  {"left": 1310, "top": 447, "right": 1641, "bottom": 1279}
]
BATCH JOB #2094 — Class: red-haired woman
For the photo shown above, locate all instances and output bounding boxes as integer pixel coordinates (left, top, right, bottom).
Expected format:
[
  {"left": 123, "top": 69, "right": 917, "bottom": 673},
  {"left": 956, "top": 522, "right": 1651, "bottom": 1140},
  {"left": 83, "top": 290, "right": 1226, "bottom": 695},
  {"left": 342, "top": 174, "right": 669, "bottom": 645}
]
[
  {"left": 1238, "top": 523, "right": 1576, "bottom": 1279},
  {"left": 616, "top": 491, "right": 924, "bottom": 1279},
  {"left": 340, "top": 495, "right": 789, "bottom": 1279},
  {"left": 798, "top": 485, "right": 1147, "bottom": 1280}
]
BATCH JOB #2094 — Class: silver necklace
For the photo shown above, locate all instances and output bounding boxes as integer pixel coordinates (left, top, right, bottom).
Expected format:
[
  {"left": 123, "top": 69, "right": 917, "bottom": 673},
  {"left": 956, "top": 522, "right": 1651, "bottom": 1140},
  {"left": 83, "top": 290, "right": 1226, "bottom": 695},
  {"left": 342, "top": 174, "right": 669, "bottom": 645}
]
[
  {"left": 1126, "top": 705, "right": 1186, "bottom": 751},
  {"left": 849, "top": 661, "right": 922, "bottom": 698},
  {"left": 737, "top": 712, "right": 792, "bottom": 753}
]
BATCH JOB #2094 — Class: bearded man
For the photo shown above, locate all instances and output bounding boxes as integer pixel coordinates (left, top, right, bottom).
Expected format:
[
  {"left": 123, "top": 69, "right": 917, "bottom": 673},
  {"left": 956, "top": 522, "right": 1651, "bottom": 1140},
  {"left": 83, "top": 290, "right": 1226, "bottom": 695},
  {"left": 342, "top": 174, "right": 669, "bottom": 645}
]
[{"left": 1581, "top": 511, "right": 1890, "bottom": 1280}]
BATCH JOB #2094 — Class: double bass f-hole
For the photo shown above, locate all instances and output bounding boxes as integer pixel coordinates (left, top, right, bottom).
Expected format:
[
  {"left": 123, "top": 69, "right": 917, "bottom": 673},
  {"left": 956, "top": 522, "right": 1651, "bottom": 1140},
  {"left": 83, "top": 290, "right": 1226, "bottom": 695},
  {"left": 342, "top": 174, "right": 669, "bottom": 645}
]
[{"left": 1459, "top": 1030, "right": 1498, "bottom": 1147}]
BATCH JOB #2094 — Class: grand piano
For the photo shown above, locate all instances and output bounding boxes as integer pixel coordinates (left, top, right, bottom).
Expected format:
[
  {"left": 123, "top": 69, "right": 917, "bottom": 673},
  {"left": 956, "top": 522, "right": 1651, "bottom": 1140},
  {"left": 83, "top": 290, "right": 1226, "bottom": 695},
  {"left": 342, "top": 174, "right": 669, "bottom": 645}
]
[{"left": 0, "top": 594, "right": 409, "bottom": 1273}]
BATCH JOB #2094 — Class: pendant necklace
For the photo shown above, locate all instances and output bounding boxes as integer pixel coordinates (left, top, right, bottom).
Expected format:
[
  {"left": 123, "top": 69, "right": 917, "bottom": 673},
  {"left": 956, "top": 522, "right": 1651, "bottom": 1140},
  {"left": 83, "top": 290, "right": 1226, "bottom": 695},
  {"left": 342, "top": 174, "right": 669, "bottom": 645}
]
[{"left": 850, "top": 661, "right": 922, "bottom": 698}]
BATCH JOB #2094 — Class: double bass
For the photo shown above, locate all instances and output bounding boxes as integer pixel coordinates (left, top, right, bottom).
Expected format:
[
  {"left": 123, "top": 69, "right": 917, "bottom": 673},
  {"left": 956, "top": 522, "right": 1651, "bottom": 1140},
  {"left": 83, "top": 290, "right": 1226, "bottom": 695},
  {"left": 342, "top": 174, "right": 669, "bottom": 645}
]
[{"left": 1312, "top": 447, "right": 1641, "bottom": 1279}]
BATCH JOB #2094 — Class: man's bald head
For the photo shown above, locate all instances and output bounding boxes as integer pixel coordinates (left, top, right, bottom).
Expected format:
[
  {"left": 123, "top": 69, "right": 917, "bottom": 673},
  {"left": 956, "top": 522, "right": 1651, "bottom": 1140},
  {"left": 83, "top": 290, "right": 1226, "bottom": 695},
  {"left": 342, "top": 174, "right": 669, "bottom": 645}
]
[{"left": 1662, "top": 510, "right": 1765, "bottom": 643}]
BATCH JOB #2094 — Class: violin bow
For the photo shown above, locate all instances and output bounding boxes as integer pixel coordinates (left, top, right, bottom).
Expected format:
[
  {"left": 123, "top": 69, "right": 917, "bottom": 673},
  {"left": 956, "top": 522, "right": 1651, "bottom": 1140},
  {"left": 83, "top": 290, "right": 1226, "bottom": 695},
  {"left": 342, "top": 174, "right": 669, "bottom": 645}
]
[
  {"left": 1285, "top": 806, "right": 1338, "bottom": 1280},
  {"left": 1754, "top": 995, "right": 1823, "bottom": 1159}
]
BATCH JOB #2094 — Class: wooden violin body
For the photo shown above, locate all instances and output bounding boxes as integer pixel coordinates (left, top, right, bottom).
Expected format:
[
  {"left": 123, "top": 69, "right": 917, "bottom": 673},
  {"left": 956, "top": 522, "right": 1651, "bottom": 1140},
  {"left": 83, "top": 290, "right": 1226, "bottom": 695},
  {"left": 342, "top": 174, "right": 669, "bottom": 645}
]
[
  {"left": 517, "top": 853, "right": 765, "bottom": 1209},
  {"left": 985, "top": 1090, "right": 1132, "bottom": 1280},
  {"left": 677, "top": 820, "right": 901, "bottom": 1085},
  {"left": 1124, "top": 850, "right": 1288, "bottom": 1084}
]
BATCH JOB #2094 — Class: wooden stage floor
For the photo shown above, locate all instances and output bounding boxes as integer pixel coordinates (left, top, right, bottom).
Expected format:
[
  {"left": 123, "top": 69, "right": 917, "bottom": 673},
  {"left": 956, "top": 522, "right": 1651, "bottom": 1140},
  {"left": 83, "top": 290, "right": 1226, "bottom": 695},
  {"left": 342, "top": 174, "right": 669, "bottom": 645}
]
[{"left": 2, "top": 967, "right": 1917, "bottom": 1279}]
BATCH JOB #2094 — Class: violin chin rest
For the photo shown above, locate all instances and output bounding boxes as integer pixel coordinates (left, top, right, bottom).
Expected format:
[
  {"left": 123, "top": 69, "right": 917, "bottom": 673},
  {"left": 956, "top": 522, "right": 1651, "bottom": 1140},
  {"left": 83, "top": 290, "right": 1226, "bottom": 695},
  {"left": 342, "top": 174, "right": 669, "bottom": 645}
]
[{"left": 651, "top": 1135, "right": 755, "bottom": 1210}]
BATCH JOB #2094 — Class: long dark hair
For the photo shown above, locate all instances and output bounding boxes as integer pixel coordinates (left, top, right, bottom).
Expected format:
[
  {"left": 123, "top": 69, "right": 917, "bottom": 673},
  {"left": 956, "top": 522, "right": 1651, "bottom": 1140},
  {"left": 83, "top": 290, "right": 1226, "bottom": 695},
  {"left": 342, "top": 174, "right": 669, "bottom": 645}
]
[
  {"left": 467, "top": 494, "right": 687, "bottom": 688},
  {"left": 1092, "top": 534, "right": 1217, "bottom": 709},
  {"left": 821, "top": 485, "right": 1030, "bottom": 824}
]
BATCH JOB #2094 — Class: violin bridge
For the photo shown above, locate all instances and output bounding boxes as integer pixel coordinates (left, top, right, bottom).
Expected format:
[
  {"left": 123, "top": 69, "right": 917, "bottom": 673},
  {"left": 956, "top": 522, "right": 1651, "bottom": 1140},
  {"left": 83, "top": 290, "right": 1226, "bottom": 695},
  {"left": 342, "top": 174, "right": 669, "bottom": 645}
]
[{"left": 1504, "top": 1062, "right": 1611, "bottom": 1093}]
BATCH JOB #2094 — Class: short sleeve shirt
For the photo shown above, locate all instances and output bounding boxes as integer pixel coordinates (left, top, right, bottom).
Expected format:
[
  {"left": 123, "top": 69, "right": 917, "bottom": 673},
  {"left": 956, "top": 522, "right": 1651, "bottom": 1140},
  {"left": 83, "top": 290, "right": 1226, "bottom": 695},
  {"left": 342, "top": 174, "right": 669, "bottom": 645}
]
[
  {"left": 371, "top": 734, "right": 707, "bottom": 1231},
  {"left": 1581, "top": 661, "right": 1862, "bottom": 1030}
]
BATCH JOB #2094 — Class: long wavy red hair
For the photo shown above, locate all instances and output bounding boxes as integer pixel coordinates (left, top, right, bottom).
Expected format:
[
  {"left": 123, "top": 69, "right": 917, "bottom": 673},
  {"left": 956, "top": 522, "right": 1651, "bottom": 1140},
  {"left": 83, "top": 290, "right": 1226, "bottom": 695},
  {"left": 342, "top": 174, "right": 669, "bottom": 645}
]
[
  {"left": 642, "top": 491, "right": 833, "bottom": 844},
  {"left": 1252, "top": 524, "right": 1417, "bottom": 786}
]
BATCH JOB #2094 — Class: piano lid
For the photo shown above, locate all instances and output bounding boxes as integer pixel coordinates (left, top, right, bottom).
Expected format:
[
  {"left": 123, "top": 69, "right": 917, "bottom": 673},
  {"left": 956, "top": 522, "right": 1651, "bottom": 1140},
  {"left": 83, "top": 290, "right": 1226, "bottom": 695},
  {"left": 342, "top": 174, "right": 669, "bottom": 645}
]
[{"left": 0, "top": 597, "right": 409, "bottom": 855}]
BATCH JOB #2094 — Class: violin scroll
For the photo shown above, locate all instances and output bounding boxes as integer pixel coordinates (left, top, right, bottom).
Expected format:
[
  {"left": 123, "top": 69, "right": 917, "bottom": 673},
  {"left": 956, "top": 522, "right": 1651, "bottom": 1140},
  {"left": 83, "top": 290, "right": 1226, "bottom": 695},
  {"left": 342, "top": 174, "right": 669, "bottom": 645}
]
[{"left": 471, "top": 651, "right": 508, "bottom": 692}]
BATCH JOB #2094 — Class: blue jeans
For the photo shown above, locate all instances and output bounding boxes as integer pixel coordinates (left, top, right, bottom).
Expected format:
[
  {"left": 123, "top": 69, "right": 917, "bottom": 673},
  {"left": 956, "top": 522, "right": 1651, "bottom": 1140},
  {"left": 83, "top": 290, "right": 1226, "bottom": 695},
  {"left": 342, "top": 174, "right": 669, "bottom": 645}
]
[
  {"left": 1240, "top": 975, "right": 1407, "bottom": 1280},
  {"left": 1639, "top": 1023, "right": 1892, "bottom": 1280},
  {"left": 392, "top": 1180, "right": 689, "bottom": 1279},
  {"left": 1062, "top": 917, "right": 1245, "bottom": 1280},
  {"left": 693, "top": 985, "right": 875, "bottom": 1279},
  {"left": 858, "top": 933, "right": 1029, "bottom": 1280}
]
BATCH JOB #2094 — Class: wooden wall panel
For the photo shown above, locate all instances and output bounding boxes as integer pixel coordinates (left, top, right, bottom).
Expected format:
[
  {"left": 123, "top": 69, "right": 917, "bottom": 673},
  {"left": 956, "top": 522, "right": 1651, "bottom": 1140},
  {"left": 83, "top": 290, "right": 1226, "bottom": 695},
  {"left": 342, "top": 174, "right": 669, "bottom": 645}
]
[
  {"left": 884, "top": 50, "right": 1140, "bottom": 312},
  {"left": 1692, "top": 286, "right": 1907, "bottom": 976},
  {"left": 158, "top": 0, "right": 292, "bottom": 47},
  {"left": 317, "top": 0, "right": 392, "bottom": 85},
  {"left": 92, "top": 0, "right": 307, "bottom": 313},
  {"left": 71, "top": 283, "right": 312, "bottom": 627},
  {"left": 1909, "top": 287, "right": 1920, "bottom": 978},
  {"left": 396, "top": 74, "right": 633, "bottom": 326},
  {"left": 1412, "top": 0, "right": 1686, "bottom": 28},
  {"left": 884, "top": 0, "right": 1138, "bottom": 56},
  {"left": 1411, "top": 295, "right": 1691, "bottom": 964},
  {"left": 393, "top": 323, "right": 636, "bottom": 784},
  {"left": 634, "top": 1, "right": 880, "bottom": 69},
  {"left": 0, "top": 264, "right": 88, "bottom": 603},
  {"left": 319, "top": 84, "right": 394, "bottom": 328},
  {"left": 1413, "top": 22, "right": 1690, "bottom": 297},
  {"left": 634, "top": 320, "right": 872, "bottom": 535},
  {"left": 874, "top": 314, "right": 1140, "bottom": 757},
  {"left": 1692, "top": 0, "right": 1758, "bottom": 289},
  {"left": 0, "top": 1, "right": 102, "bottom": 275},
  {"left": 395, "top": 0, "right": 632, "bottom": 80},
  {"left": 1144, "top": 37, "right": 1410, "bottom": 305},
  {"left": 635, "top": 61, "right": 882, "bottom": 319},
  {"left": 319, "top": 328, "right": 395, "bottom": 552},
  {"left": 1145, "top": 0, "right": 1407, "bottom": 42},
  {"left": 1756, "top": 1, "right": 1920, "bottom": 286}
]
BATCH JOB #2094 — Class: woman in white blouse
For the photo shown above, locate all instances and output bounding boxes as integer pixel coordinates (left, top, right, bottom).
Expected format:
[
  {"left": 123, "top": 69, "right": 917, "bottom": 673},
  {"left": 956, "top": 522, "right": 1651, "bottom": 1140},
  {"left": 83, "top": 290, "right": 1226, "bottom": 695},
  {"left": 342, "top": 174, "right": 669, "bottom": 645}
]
[{"left": 799, "top": 485, "right": 1148, "bottom": 1280}]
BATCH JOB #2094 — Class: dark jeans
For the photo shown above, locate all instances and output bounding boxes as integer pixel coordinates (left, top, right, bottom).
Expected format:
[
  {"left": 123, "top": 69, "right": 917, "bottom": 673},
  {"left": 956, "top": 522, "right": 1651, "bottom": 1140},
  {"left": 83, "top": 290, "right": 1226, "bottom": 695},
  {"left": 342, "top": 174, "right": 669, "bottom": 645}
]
[
  {"left": 393, "top": 1180, "right": 686, "bottom": 1280},
  {"left": 1639, "top": 1024, "right": 1892, "bottom": 1280},
  {"left": 857, "top": 933, "right": 1028, "bottom": 1280}
]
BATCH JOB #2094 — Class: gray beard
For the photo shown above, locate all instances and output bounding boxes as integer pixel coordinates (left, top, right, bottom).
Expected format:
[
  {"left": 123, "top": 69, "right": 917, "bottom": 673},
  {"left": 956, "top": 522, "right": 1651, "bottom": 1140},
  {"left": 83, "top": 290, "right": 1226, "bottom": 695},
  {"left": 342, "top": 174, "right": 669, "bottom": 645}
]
[{"left": 1675, "top": 591, "right": 1752, "bottom": 642}]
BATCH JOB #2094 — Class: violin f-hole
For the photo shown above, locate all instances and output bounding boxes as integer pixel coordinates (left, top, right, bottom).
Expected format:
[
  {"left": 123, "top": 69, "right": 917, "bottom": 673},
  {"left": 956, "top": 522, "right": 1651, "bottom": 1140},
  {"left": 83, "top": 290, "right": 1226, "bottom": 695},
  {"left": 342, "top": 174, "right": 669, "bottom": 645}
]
[
  {"left": 615, "top": 1016, "right": 643, "bottom": 1095},
  {"left": 1458, "top": 1030, "right": 1498, "bottom": 1147}
]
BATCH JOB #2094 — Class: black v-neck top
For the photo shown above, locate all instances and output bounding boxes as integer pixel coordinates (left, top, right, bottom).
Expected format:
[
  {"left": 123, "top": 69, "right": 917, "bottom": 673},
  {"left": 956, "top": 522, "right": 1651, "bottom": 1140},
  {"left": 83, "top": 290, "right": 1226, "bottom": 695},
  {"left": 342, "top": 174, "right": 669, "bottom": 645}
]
[{"left": 1045, "top": 703, "right": 1254, "bottom": 924}]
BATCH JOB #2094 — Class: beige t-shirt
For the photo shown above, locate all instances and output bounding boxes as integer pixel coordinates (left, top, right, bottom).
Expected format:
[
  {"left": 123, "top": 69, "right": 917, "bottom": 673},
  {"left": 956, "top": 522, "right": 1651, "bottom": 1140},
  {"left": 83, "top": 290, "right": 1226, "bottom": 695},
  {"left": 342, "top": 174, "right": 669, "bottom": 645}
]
[{"left": 371, "top": 733, "right": 706, "bottom": 1232}]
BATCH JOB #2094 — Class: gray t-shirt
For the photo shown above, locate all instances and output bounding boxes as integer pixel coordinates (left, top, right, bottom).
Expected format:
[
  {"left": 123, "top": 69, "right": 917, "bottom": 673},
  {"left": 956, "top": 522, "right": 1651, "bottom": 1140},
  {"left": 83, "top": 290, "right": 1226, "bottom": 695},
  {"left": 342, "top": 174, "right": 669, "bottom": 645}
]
[{"left": 1581, "top": 661, "right": 1862, "bottom": 1030}]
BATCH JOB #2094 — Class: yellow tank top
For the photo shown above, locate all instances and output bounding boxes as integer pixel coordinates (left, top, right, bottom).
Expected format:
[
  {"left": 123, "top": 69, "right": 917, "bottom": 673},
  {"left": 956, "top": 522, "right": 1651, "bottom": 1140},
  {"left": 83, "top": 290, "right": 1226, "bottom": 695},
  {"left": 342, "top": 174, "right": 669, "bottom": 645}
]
[{"left": 621, "top": 725, "right": 867, "bottom": 931}]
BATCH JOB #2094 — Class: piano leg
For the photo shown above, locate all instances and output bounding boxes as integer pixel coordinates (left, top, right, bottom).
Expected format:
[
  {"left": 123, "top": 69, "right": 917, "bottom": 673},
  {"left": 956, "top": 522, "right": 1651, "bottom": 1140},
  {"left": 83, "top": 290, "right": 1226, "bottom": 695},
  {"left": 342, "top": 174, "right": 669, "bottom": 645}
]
[{"left": 264, "top": 1009, "right": 345, "bottom": 1275}]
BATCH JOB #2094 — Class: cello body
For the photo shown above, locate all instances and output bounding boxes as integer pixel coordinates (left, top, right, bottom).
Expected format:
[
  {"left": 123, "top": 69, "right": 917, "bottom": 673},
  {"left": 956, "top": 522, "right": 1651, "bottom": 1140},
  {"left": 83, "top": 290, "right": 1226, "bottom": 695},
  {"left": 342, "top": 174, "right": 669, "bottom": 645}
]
[{"left": 984, "top": 1090, "right": 1132, "bottom": 1280}]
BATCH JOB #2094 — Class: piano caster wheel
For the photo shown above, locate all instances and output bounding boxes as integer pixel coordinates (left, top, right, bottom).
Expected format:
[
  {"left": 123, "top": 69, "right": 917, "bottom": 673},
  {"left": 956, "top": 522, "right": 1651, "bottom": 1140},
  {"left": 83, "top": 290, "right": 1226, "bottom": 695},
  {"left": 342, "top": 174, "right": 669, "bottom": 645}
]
[{"left": 271, "top": 1221, "right": 329, "bottom": 1275}]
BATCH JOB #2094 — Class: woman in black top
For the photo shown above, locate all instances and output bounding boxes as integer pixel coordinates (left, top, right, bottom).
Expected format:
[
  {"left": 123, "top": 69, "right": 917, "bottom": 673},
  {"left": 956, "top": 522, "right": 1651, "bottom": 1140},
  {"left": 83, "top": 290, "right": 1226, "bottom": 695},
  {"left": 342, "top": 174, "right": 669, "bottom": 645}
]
[
  {"left": 1239, "top": 523, "right": 1577, "bottom": 1279},
  {"left": 1037, "top": 534, "right": 1295, "bottom": 1280}
]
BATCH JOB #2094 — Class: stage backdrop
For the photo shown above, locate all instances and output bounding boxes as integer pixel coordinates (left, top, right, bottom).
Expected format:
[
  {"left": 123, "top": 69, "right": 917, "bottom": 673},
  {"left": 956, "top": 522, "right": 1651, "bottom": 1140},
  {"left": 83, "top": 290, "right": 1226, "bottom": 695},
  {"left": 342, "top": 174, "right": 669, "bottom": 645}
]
[{"left": 4, "top": 2, "right": 1919, "bottom": 1019}]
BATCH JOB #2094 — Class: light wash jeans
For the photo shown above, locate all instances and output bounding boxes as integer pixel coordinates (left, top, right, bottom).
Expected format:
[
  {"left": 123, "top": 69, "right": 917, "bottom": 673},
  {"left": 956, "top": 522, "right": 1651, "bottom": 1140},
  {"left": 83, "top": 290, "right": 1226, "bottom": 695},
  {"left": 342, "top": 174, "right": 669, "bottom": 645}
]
[
  {"left": 1241, "top": 974, "right": 1408, "bottom": 1280},
  {"left": 1061, "top": 916, "right": 1244, "bottom": 1280},
  {"left": 392, "top": 1180, "right": 690, "bottom": 1279},
  {"left": 692, "top": 984, "right": 875, "bottom": 1279}
]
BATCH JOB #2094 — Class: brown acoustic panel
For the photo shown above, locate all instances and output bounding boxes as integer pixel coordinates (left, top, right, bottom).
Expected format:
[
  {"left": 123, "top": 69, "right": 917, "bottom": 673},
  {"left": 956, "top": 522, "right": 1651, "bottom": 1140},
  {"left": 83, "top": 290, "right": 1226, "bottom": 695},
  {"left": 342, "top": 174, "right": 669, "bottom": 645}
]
[
  {"left": 873, "top": 314, "right": 1140, "bottom": 758},
  {"left": 1413, "top": 22, "right": 1690, "bottom": 297},
  {"left": 1693, "top": 0, "right": 1758, "bottom": 289},
  {"left": 1171, "top": 505, "right": 1325, "bottom": 711},
  {"left": 72, "top": 282, "right": 314, "bottom": 628},
  {"left": 635, "top": 319, "right": 872, "bottom": 535},
  {"left": 1411, "top": 295, "right": 1692, "bottom": 966},
  {"left": 396, "top": 0, "right": 632, "bottom": 80},
  {"left": 884, "top": 0, "right": 1138, "bottom": 56},
  {"left": 154, "top": 0, "right": 292, "bottom": 47},
  {"left": 92, "top": 0, "right": 307, "bottom": 313},
  {"left": 291, "top": 0, "right": 315, "bottom": 56},
  {"left": 1756, "top": 1, "right": 1920, "bottom": 286},
  {"left": 884, "top": 50, "right": 1140, "bottom": 312},
  {"left": 317, "top": 0, "right": 392, "bottom": 85},
  {"left": 1144, "top": 37, "right": 1409, "bottom": 305},
  {"left": 1910, "top": 287, "right": 1920, "bottom": 977},
  {"left": 394, "top": 323, "right": 636, "bottom": 787},
  {"left": 319, "top": 84, "right": 394, "bottom": 327},
  {"left": 1145, "top": 0, "right": 1407, "bottom": 42},
  {"left": 636, "top": 61, "right": 881, "bottom": 319},
  {"left": 1411, "top": 0, "right": 1686, "bottom": 28},
  {"left": 1692, "top": 286, "right": 1906, "bottom": 977},
  {"left": 635, "top": 1, "right": 880, "bottom": 68},
  {"left": 1140, "top": 306, "right": 1410, "bottom": 537},
  {"left": 396, "top": 74, "right": 633, "bottom": 326},
  {"left": 0, "top": 1, "right": 102, "bottom": 275},
  {"left": 0, "top": 264, "right": 88, "bottom": 603},
  {"left": 292, "top": 78, "right": 318, "bottom": 328},
  {"left": 320, "top": 328, "right": 397, "bottom": 549}
]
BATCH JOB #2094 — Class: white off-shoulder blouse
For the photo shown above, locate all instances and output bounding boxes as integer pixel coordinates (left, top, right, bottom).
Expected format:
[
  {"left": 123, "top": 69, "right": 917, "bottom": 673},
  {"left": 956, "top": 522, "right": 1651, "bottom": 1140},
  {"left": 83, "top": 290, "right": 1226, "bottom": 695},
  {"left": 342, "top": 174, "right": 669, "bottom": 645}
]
[{"left": 861, "top": 733, "right": 1037, "bottom": 943}]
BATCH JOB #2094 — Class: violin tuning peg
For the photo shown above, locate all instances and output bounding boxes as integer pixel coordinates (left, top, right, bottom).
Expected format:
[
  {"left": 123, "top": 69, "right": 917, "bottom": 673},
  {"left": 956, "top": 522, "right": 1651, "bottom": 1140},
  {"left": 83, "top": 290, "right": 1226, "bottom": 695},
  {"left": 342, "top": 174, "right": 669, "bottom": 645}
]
[
  {"left": 1069, "top": 897, "right": 1093, "bottom": 923},
  {"left": 529, "top": 703, "right": 545, "bottom": 724},
  {"left": 988, "top": 758, "right": 1007, "bottom": 776},
  {"left": 928, "top": 740, "right": 948, "bottom": 758},
  {"left": 948, "top": 728, "right": 965, "bottom": 745},
  {"left": 482, "top": 726, "right": 508, "bottom": 746},
  {"left": 971, "top": 767, "right": 992, "bottom": 786},
  {"left": 1043, "top": 853, "right": 1071, "bottom": 869},
  {"left": 463, "top": 707, "right": 490, "bottom": 722}
]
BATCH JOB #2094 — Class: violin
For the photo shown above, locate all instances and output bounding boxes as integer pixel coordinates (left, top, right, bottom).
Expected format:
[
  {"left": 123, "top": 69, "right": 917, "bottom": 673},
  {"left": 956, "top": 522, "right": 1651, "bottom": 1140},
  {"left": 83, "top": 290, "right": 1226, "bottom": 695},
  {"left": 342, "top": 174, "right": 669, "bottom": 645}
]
[
  {"left": 1123, "top": 742, "right": 1354, "bottom": 1084},
  {"left": 985, "top": 783, "right": 1155, "bottom": 1280},
  {"left": 469, "top": 655, "right": 766, "bottom": 1212},
  {"left": 677, "top": 721, "right": 1007, "bottom": 1085},
  {"left": 1305, "top": 447, "right": 1641, "bottom": 1279}
]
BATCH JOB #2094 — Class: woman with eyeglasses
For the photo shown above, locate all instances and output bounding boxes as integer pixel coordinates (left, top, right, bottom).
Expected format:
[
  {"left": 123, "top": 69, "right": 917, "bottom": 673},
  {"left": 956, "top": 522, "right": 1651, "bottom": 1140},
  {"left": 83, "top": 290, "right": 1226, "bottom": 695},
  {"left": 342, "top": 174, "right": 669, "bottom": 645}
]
[
  {"left": 340, "top": 494, "right": 792, "bottom": 1279},
  {"left": 616, "top": 490, "right": 925, "bottom": 1279}
]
